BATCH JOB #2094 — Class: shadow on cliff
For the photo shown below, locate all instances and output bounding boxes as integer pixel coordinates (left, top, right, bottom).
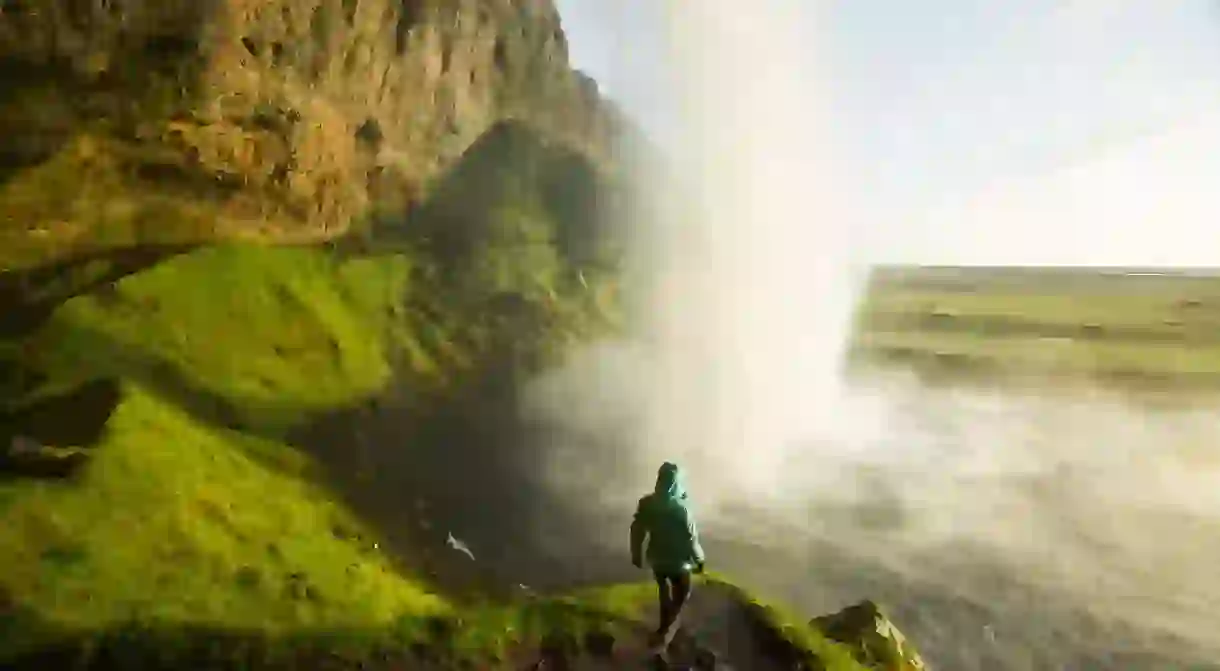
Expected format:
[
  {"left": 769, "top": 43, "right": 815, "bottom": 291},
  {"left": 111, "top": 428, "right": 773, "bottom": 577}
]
[
  {"left": 286, "top": 342, "right": 637, "bottom": 603},
  {"left": 0, "top": 593, "right": 468, "bottom": 671},
  {"left": 0, "top": 298, "right": 633, "bottom": 599},
  {"left": 0, "top": 378, "right": 122, "bottom": 481},
  {"left": 0, "top": 310, "right": 336, "bottom": 484},
  {"left": 0, "top": 245, "right": 192, "bottom": 480},
  {"left": 282, "top": 119, "right": 634, "bottom": 599},
  {"left": 0, "top": 245, "right": 192, "bottom": 339},
  {"left": 369, "top": 118, "right": 621, "bottom": 274},
  {"left": 0, "top": 113, "right": 629, "bottom": 595}
]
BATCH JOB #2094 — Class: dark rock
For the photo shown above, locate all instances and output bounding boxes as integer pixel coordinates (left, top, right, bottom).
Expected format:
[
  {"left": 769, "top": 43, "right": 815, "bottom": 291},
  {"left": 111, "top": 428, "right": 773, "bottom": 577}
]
[
  {"left": 693, "top": 647, "right": 718, "bottom": 670},
  {"left": 583, "top": 629, "right": 615, "bottom": 658},
  {"left": 423, "top": 614, "right": 458, "bottom": 645},
  {"left": 330, "top": 521, "right": 360, "bottom": 541},
  {"left": 233, "top": 565, "right": 261, "bottom": 588},
  {"left": 0, "top": 448, "right": 89, "bottom": 480},
  {"left": 1, "top": 378, "right": 120, "bottom": 449},
  {"left": 354, "top": 118, "right": 383, "bottom": 150},
  {"left": 39, "top": 543, "right": 88, "bottom": 568},
  {"left": 741, "top": 603, "right": 808, "bottom": 668},
  {"left": 538, "top": 631, "right": 579, "bottom": 671},
  {"left": 284, "top": 572, "right": 310, "bottom": 600}
]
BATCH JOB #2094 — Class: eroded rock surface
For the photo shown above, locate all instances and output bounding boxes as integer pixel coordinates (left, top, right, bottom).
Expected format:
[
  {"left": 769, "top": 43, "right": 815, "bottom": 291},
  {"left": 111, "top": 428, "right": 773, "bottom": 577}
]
[{"left": 0, "top": 0, "right": 621, "bottom": 268}]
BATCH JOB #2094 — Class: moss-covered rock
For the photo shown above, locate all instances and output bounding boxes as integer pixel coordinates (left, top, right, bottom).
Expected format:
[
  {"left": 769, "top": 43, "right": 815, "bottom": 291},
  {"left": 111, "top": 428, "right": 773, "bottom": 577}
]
[{"left": 811, "top": 600, "right": 928, "bottom": 671}]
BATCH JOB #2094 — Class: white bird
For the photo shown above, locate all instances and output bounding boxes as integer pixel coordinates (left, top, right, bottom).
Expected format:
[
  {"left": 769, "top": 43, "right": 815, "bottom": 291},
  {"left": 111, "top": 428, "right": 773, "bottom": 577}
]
[{"left": 446, "top": 532, "right": 475, "bottom": 560}]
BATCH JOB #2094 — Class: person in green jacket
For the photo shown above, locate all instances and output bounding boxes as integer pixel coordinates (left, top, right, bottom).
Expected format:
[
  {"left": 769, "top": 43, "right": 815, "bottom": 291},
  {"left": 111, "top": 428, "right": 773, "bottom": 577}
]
[{"left": 631, "top": 461, "right": 706, "bottom": 646}]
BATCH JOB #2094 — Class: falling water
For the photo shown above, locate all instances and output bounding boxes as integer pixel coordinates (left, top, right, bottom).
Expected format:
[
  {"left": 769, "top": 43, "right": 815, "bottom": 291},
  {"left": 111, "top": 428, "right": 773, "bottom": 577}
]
[{"left": 623, "top": 0, "right": 865, "bottom": 503}]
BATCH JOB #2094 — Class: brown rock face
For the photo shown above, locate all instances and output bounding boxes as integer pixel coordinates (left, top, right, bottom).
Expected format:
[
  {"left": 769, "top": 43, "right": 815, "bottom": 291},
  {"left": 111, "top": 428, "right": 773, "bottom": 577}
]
[{"left": 0, "top": 0, "right": 618, "bottom": 269}]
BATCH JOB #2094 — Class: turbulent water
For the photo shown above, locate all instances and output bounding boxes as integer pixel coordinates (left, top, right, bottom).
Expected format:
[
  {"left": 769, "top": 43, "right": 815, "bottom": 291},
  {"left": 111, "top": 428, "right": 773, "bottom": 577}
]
[
  {"left": 713, "top": 372, "right": 1220, "bottom": 670},
  {"left": 523, "top": 365, "right": 1220, "bottom": 670}
]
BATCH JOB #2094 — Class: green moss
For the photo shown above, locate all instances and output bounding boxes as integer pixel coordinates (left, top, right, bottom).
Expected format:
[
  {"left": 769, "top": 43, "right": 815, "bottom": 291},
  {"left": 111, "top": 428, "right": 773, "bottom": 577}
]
[
  {"left": 0, "top": 244, "right": 445, "bottom": 659},
  {"left": 21, "top": 245, "right": 413, "bottom": 433},
  {"left": 0, "top": 386, "right": 447, "bottom": 659},
  {"left": 0, "top": 230, "right": 613, "bottom": 663},
  {"left": 454, "top": 581, "right": 659, "bottom": 658}
]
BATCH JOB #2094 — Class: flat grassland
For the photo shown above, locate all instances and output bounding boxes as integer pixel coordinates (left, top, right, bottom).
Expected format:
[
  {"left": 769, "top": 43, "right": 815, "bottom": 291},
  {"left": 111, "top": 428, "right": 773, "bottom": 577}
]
[{"left": 850, "top": 266, "right": 1220, "bottom": 385}]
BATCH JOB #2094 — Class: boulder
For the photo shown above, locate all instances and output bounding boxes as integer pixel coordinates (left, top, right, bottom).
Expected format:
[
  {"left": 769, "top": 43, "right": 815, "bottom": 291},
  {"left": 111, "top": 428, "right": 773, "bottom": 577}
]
[{"left": 810, "top": 599, "right": 928, "bottom": 671}]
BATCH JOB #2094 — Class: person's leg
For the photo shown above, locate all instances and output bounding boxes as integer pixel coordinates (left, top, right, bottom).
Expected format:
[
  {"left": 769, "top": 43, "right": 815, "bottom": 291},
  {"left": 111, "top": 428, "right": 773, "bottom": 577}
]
[
  {"left": 653, "top": 571, "right": 674, "bottom": 637},
  {"left": 655, "top": 570, "right": 691, "bottom": 645},
  {"left": 669, "top": 570, "right": 693, "bottom": 628}
]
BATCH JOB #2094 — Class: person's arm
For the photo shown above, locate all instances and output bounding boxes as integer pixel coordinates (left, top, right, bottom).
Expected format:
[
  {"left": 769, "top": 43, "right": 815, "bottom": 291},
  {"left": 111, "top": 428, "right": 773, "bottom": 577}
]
[
  {"left": 686, "top": 509, "right": 706, "bottom": 570},
  {"left": 630, "top": 497, "right": 648, "bottom": 567}
]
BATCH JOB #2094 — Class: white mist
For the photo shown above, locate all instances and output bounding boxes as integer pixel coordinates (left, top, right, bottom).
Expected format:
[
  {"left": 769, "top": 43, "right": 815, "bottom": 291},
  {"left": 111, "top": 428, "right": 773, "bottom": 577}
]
[
  {"left": 525, "top": 0, "right": 869, "bottom": 547},
  {"left": 623, "top": 0, "right": 862, "bottom": 503}
]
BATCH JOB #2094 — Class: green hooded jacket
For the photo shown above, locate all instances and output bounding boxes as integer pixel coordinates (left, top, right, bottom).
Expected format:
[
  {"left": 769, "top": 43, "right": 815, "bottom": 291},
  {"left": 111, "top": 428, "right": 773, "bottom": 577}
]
[{"left": 630, "top": 462, "right": 706, "bottom": 574}]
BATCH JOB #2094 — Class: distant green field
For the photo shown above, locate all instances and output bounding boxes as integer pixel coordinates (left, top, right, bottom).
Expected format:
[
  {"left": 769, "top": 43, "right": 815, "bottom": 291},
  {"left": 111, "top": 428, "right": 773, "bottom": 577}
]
[{"left": 851, "top": 266, "right": 1220, "bottom": 383}]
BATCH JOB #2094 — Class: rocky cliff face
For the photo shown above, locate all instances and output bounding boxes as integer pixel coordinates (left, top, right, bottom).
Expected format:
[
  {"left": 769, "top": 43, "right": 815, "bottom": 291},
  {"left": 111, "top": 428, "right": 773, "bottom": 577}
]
[{"left": 0, "top": 0, "right": 621, "bottom": 269}]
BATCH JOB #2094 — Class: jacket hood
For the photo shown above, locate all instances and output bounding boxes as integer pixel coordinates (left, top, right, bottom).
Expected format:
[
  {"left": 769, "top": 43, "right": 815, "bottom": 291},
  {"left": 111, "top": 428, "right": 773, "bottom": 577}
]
[{"left": 654, "top": 462, "right": 687, "bottom": 500}]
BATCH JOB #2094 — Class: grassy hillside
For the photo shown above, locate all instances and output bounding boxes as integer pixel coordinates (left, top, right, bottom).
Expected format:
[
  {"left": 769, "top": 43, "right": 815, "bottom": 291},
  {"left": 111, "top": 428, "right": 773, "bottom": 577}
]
[
  {"left": 0, "top": 110, "right": 624, "bottom": 664},
  {"left": 0, "top": 242, "right": 870, "bottom": 670},
  {"left": 0, "top": 241, "right": 574, "bottom": 662},
  {"left": 0, "top": 245, "right": 435, "bottom": 657},
  {"left": 18, "top": 247, "right": 410, "bottom": 427}
]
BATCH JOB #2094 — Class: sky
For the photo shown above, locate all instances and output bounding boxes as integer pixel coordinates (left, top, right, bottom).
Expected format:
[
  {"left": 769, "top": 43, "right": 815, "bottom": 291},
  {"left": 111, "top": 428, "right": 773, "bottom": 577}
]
[{"left": 555, "top": 0, "right": 1220, "bottom": 266}]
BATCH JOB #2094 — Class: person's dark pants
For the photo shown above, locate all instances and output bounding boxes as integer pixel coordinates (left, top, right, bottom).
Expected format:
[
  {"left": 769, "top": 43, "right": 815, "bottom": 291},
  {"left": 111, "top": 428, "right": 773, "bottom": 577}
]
[{"left": 653, "top": 569, "right": 693, "bottom": 637}]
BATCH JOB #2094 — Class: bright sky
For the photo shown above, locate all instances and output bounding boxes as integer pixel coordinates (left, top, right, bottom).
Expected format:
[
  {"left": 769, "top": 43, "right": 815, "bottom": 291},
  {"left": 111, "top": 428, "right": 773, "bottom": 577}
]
[{"left": 555, "top": 0, "right": 1220, "bottom": 266}]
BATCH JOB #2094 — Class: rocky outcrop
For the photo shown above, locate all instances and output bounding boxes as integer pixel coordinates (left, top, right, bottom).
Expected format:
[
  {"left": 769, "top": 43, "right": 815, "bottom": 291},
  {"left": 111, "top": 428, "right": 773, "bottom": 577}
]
[
  {"left": 0, "top": 0, "right": 622, "bottom": 269},
  {"left": 811, "top": 600, "right": 928, "bottom": 671}
]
